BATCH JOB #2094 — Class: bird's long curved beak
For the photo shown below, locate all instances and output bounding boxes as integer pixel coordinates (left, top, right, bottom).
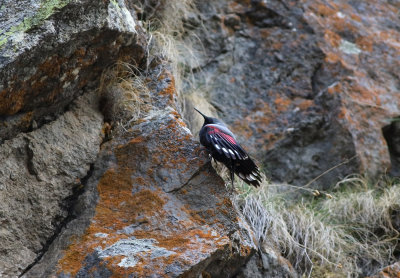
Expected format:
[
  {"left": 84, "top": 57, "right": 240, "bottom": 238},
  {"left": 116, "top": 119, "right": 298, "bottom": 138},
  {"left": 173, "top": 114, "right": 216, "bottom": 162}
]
[{"left": 194, "top": 108, "right": 207, "bottom": 118}]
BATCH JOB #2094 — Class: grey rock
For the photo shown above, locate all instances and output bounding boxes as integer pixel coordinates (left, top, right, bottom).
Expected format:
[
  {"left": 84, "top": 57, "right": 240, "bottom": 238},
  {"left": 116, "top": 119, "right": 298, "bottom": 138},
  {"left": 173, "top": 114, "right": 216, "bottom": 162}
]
[
  {"left": 0, "top": 92, "right": 103, "bottom": 277},
  {"left": 236, "top": 247, "right": 298, "bottom": 278},
  {"left": 0, "top": 0, "right": 146, "bottom": 142},
  {"left": 182, "top": 0, "right": 400, "bottom": 188},
  {"left": 24, "top": 64, "right": 255, "bottom": 277}
]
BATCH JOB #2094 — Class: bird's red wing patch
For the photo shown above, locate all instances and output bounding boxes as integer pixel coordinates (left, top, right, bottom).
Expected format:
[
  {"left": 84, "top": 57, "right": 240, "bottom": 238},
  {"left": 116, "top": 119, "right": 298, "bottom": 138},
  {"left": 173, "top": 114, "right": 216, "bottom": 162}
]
[
  {"left": 219, "top": 133, "right": 237, "bottom": 145},
  {"left": 207, "top": 126, "right": 237, "bottom": 145}
]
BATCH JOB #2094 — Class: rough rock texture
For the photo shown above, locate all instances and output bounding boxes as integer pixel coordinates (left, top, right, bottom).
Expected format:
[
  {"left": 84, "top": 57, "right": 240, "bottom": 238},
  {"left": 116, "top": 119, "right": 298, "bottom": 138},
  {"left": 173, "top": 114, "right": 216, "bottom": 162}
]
[
  {"left": 368, "top": 262, "right": 400, "bottom": 278},
  {"left": 236, "top": 248, "right": 298, "bottom": 278},
  {"left": 0, "top": 0, "right": 145, "bottom": 276},
  {"left": 0, "top": 92, "right": 103, "bottom": 277},
  {"left": 0, "top": 0, "right": 146, "bottom": 142},
  {"left": 183, "top": 0, "right": 400, "bottom": 187},
  {"left": 3, "top": 0, "right": 400, "bottom": 277},
  {"left": 1, "top": 1, "right": 257, "bottom": 277},
  {"left": 25, "top": 66, "right": 255, "bottom": 277}
]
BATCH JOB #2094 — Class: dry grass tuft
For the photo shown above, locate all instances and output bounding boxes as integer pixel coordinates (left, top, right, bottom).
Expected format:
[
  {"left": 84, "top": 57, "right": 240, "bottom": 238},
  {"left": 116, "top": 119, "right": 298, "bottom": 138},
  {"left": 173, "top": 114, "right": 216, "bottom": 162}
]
[
  {"left": 99, "top": 62, "right": 151, "bottom": 133},
  {"left": 232, "top": 174, "right": 400, "bottom": 277},
  {"left": 139, "top": 0, "right": 206, "bottom": 107}
]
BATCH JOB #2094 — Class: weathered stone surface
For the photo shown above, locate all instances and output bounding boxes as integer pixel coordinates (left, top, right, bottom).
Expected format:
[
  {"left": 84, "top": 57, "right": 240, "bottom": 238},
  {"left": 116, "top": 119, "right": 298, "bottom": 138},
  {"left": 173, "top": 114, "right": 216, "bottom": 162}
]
[
  {"left": 0, "top": 92, "right": 103, "bottom": 277},
  {"left": 0, "top": 0, "right": 146, "bottom": 142},
  {"left": 302, "top": 0, "right": 400, "bottom": 181},
  {"left": 24, "top": 67, "right": 255, "bottom": 277},
  {"left": 183, "top": 0, "right": 400, "bottom": 188},
  {"left": 368, "top": 262, "right": 400, "bottom": 278},
  {"left": 236, "top": 248, "right": 298, "bottom": 278}
]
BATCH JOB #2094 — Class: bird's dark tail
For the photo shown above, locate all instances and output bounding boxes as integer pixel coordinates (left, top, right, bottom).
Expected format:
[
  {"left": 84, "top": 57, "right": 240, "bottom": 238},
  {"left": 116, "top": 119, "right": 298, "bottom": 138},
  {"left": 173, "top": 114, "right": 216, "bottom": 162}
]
[{"left": 234, "top": 157, "right": 262, "bottom": 187}]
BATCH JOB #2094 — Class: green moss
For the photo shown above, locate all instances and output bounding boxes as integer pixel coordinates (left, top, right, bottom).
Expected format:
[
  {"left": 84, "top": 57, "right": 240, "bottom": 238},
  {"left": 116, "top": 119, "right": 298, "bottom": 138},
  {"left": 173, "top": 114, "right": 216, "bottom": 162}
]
[
  {"left": 0, "top": 37, "right": 7, "bottom": 48},
  {"left": 0, "top": 0, "right": 71, "bottom": 49},
  {"left": 110, "top": 0, "right": 121, "bottom": 11}
]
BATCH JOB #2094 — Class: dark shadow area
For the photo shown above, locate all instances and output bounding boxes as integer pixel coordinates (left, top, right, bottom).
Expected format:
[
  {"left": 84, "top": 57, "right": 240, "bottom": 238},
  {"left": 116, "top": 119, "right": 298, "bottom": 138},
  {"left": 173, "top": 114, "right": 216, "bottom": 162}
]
[{"left": 382, "top": 117, "right": 400, "bottom": 177}]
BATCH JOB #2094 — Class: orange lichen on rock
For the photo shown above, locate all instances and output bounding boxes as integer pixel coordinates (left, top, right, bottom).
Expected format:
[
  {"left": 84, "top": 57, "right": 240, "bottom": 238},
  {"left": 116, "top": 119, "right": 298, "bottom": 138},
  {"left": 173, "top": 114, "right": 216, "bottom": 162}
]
[
  {"left": 232, "top": 118, "right": 253, "bottom": 139},
  {"left": 0, "top": 88, "right": 27, "bottom": 115},
  {"left": 158, "top": 72, "right": 176, "bottom": 101},
  {"left": 324, "top": 30, "right": 341, "bottom": 48},
  {"left": 327, "top": 82, "right": 342, "bottom": 94},
  {"left": 356, "top": 36, "right": 373, "bottom": 52},
  {"left": 314, "top": 3, "right": 336, "bottom": 17},
  {"left": 274, "top": 96, "right": 291, "bottom": 112},
  {"left": 297, "top": 99, "right": 314, "bottom": 110},
  {"left": 348, "top": 83, "right": 380, "bottom": 105},
  {"left": 128, "top": 136, "right": 144, "bottom": 144},
  {"left": 56, "top": 109, "right": 245, "bottom": 277}
]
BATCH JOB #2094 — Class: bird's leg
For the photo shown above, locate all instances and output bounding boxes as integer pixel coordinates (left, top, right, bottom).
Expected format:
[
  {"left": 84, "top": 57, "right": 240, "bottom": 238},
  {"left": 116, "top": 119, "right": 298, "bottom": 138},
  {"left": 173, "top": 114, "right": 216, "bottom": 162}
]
[
  {"left": 213, "top": 157, "right": 218, "bottom": 165},
  {"left": 230, "top": 170, "right": 235, "bottom": 193},
  {"left": 230, "top": 160, "right": 235, "bottom": 193}
]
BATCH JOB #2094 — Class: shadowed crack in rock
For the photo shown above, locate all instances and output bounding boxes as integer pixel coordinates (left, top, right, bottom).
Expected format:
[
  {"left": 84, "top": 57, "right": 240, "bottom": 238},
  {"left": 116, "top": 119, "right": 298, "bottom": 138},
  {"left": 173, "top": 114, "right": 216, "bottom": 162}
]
[
  {"left": 18, "top": 163, "right": 96, "bottom": 277},
  {"left": 164, "top": 162, "right": 212, "bottom": 193}
]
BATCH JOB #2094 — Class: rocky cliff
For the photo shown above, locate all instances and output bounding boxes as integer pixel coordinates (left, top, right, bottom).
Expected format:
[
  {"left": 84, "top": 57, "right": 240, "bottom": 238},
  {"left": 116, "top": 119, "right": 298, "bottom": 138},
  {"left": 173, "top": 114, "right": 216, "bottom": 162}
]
[
  {"left": 1, "top": 1, "right": 257, "bottom": 277},
  {"left": 183, "top": 0, "right": 400, "bottom": 188},
  {"left": 0, "top": 0, "right": 399, "bottom": 277}
]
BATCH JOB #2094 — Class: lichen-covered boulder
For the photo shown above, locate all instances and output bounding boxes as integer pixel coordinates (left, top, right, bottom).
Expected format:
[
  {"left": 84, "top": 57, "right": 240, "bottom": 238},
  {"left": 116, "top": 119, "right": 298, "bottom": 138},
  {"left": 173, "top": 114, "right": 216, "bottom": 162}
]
[
  {"left": 25, "top": 68, "right": 255, "bottom": 277},
  {"left": 0, "top": 0, "right": 146, "bottom": 142},
  {"left": 0, "top": 0, "right": 149, "bottom": 276}
]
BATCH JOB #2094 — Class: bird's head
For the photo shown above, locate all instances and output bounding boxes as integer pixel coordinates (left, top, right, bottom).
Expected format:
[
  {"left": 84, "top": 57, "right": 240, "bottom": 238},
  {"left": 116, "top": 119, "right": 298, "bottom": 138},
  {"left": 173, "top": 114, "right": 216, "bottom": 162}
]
[{"left": 194, "top": 108, "right": 221, "bottom": 125}]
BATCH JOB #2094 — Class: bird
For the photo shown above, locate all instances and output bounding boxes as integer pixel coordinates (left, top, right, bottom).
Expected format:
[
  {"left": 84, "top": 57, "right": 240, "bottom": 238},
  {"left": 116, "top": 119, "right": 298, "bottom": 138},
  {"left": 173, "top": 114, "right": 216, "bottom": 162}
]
[{"left": 195, "top": 108, "right": 262, "bottom": 189}]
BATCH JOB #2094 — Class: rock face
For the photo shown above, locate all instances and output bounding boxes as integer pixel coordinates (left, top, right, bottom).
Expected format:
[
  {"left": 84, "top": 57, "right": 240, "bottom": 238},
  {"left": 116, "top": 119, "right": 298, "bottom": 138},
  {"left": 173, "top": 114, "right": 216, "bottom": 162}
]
[
  {"left": 24, "top": 66, "right": 255, "bottom": 277},
  {"left": 0, "top": 0, "right": 148, "bottom": 275},
  {"left": 368, "top": 262, "right": 400, "bottom": 278},
  {"left": 2, "top": 0, "right": 400, "bottom": 277},
  {"left": 1, "top": 1, "right": 256, "bottom": 276},
  {"left": 236, "top": 247, "right": 298, "bottom": 278},
  {"left": 183, "top": 0, "right": 400, "bottom": 187},
  {"left": 0, "top": 0, "right": 146, "bottom": 142},
  {"left": 0, "top": 92, "right": 103, "bottom": 277}
]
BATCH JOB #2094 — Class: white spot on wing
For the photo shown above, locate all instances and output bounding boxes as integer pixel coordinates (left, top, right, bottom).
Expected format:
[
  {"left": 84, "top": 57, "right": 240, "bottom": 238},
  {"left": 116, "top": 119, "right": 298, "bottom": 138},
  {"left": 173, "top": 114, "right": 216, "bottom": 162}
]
[
  {"left": 215, "top": 144, "right": 220, "bottom": 150},
  {"left": 222, "top": 148, "right": 228, "bottom": 153},
  {"left": 228, "top": 149, "right": 235, "bottom": 156},
  {"left": 238, "top": 173, "right": 245, "bottom": 179}
]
